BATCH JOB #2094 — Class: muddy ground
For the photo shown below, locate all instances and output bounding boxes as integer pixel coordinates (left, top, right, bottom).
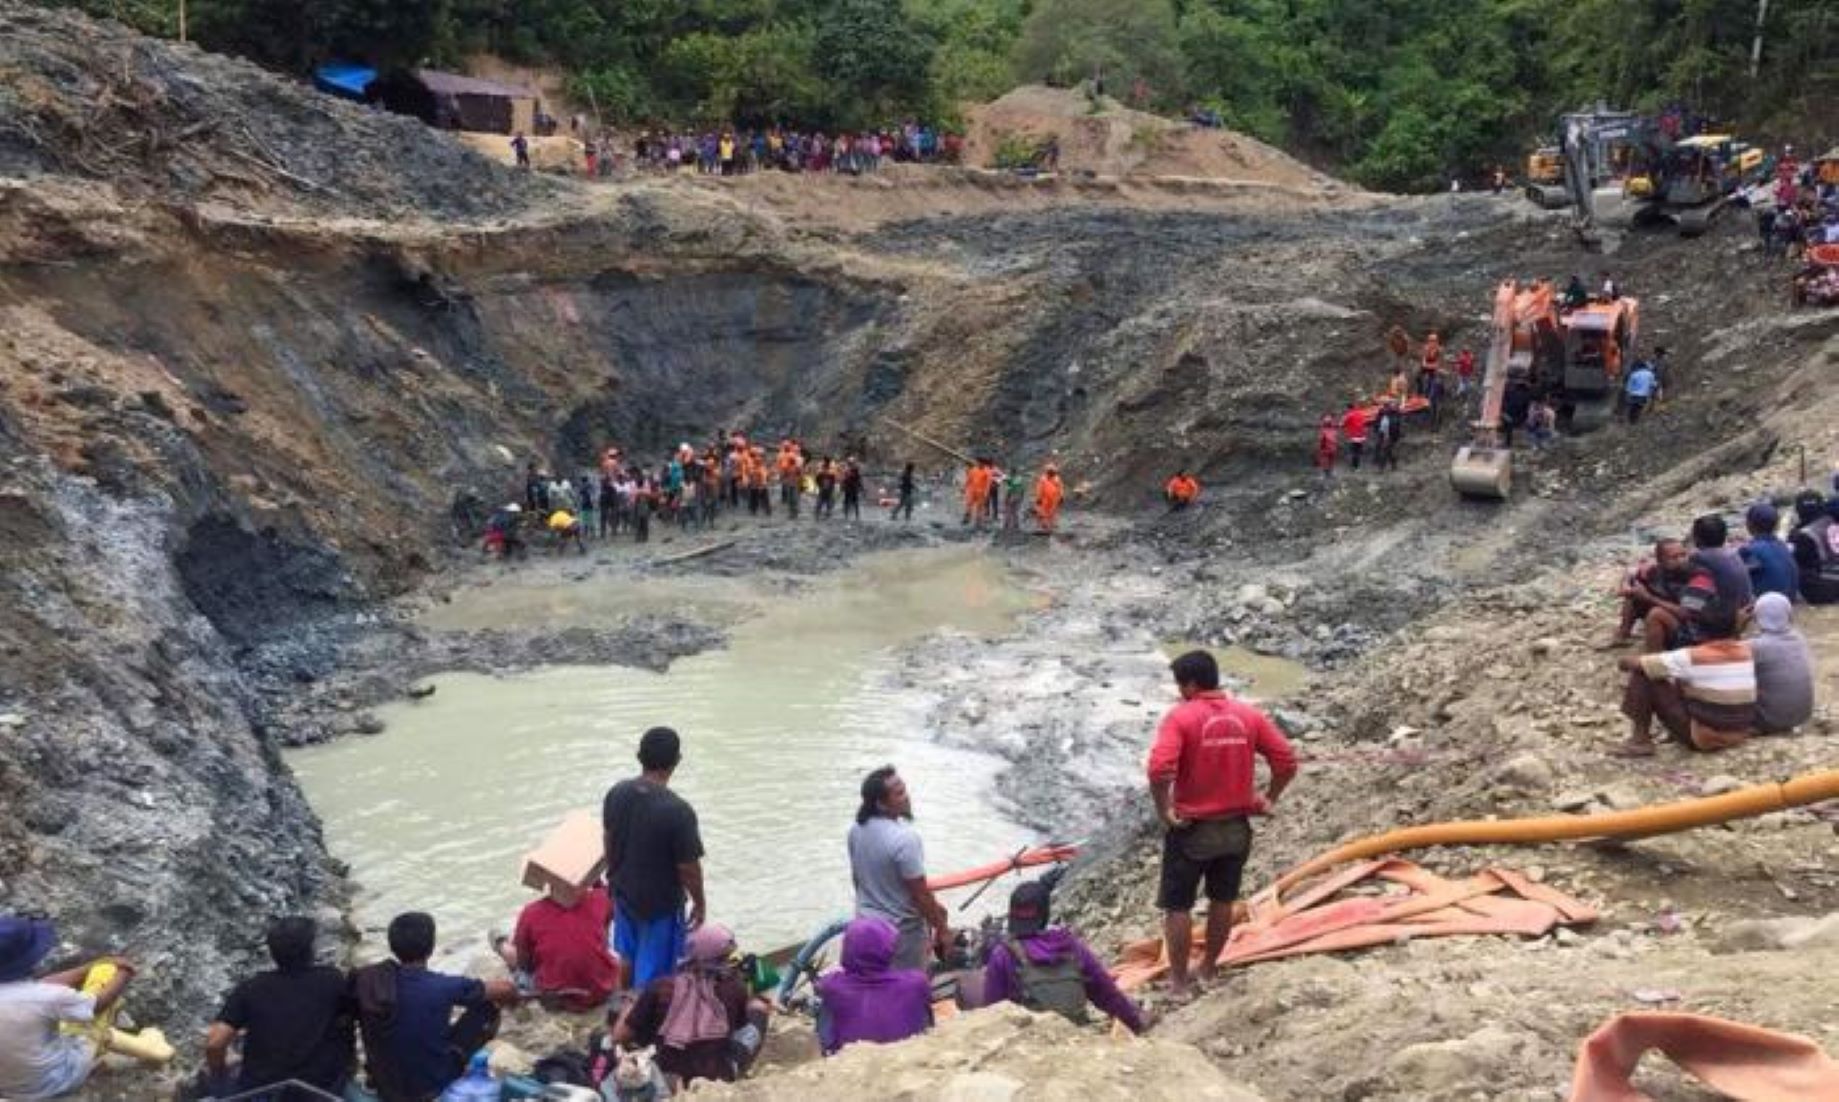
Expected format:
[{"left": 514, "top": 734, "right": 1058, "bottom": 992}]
[{"left": 3, "top": 5, "right": 1837, "bottom": 1099}]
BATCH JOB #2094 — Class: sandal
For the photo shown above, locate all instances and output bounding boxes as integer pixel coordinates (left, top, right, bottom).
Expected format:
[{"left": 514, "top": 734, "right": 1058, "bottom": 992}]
[{"left": 1607, "top": 741, "right": 1657, "bottom": 759}]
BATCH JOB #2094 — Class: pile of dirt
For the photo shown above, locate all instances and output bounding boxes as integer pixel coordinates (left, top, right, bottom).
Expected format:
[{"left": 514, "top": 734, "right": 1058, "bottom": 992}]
[
  {"left": 0, "top": 0, "right": 550, "bottom": 219},
  {"left": 699, "top": 1005, "right": 1267, "bottom": 1101},
  {"left": 961, "top": 84, "right": 1346, "bottom": 191}
]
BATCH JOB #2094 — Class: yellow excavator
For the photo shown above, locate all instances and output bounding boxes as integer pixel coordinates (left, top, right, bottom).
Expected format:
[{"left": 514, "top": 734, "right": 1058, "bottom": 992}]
[{"left": 1451, "top": 279, "right": 1639, "bottom": 500}]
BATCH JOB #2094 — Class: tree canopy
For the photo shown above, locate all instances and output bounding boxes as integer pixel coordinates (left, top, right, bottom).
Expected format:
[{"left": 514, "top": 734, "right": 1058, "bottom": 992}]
[{"left": 40, "top": 0, "right": 1838, "bottom": 189}]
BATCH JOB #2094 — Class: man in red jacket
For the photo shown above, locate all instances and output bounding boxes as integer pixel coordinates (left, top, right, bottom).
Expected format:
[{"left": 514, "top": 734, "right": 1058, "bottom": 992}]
[
  {"left": 1339, "top": 400, "right": 1370, "bottom": 470},
  {"left": 1147, "top": 650, "right": 1298, "bottom": 995}
]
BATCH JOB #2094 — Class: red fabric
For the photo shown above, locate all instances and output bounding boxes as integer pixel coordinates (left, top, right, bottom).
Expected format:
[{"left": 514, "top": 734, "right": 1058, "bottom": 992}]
[
  {"left": 1314, "top": 429, "right": 1338, "bottom": 469},
  {"left": 1147, "top": 692, "right": 1297, "bottom": 820},
  {"left": 513, "top": 885, "right": 618, "bottom": 1009},
  {"left": 1456, "top": 350, "right": 1476, "bottom": 378},
  {"left": 1340, "top": 408, "right": 1369, "bottom": 442}
]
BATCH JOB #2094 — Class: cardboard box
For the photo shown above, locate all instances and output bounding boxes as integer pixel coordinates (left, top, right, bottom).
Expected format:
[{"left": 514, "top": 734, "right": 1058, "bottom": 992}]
[{"left": 521, "top": 810, "right": 605, "bottom": 903}]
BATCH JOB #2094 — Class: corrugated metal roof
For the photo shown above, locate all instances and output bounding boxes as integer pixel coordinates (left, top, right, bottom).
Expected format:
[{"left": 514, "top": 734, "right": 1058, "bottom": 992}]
[{"left": 413, "top": 69, "right": 536, "bottom": 100}]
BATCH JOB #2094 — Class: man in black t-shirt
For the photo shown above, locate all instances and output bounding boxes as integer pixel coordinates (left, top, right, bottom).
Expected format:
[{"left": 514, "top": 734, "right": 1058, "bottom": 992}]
[
  {"left": 203, "top": 917, "right": 354, "bottom": 1096},
  {"left": 603, "top": 727, "right": 706, "bottom": 990}
]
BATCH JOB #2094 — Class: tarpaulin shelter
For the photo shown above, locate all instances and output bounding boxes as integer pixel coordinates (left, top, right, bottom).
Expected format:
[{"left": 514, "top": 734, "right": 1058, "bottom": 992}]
[
  {"left": 313, "top": 61, "right": 376, "bottom": 102},
  {"left": 404, "top": 69, "right": 538, "bottom": 135}
]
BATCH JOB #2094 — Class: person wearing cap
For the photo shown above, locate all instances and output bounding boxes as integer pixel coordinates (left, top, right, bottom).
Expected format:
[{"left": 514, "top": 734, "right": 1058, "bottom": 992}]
[
  {"left": 982, "top": 882, "right": 1144, "bottom": 1033},
  {"left": 0, "top": 916, "right": 135, "bottom": 1101},
  {"left": 1788, "top": 491, "right": 1839, "bottom": 605},
  {"left": 1147, "top": 651, "right": 1298, "bottom": 996},
  {"left": 1738, "top": 502, "right": 1799, "bottom": 601},
  {"left": 612, "top": 922, "right": 767, "bottom": 1088}
]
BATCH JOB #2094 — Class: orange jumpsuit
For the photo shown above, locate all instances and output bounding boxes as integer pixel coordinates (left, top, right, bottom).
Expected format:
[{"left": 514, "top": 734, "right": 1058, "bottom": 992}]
[
  {"left": 963, "top": 464, "right": 992, "bottom": 522},
  {"left": 1033, "top": 471, "right": 1064, "bottom": 532}
]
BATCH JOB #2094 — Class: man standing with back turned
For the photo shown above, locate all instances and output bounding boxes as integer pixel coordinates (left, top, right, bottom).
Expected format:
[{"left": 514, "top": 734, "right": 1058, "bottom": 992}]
[
  {"left": 604, "top": 727, "right": 707, "bottom": 989},
  {"left": 1147, "top": 650, "right": 1298, "bottom": 996}
]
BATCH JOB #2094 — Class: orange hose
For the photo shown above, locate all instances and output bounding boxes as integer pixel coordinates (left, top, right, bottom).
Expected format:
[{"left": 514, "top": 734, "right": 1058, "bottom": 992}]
[{"left": 1274, "top": 769, "right": 1839, "bottom": 896}]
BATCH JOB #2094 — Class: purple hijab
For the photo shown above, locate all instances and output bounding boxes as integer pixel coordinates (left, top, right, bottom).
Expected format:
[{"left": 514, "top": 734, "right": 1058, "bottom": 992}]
[{"left": 815, "top": 917, "right": 932, "bottom": 1054}]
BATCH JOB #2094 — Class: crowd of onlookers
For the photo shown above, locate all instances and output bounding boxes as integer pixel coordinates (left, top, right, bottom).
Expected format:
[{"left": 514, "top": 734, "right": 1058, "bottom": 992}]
[
  {"left": 535, "top": 122, "right": 967, "bottom": 179},
  {"left": 1753, "top": 148, "right": 1839, "bottom": 261},
  {"left": 1607, "top": 495, "right": 1830, "bottom": 758}
]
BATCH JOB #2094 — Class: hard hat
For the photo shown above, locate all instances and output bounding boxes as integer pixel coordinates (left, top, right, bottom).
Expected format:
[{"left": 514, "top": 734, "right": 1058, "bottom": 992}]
[{"left": 506, "top": 503, "right": 522, "bottom": 513}]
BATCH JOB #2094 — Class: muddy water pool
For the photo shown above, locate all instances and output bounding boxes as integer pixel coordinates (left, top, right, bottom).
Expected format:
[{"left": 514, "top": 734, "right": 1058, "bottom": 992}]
[{"left": 290, "top": 547, "right": 1048, "bottom": 955}]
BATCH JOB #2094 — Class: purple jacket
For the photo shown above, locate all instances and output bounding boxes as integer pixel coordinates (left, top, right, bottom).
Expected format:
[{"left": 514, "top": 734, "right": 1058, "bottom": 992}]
[
  {"left": 815, "top": 917, "right": 932, "bottom": 1054},
  {"left": 983, "top": 928, "right": 1145, "bottom": 1034}
]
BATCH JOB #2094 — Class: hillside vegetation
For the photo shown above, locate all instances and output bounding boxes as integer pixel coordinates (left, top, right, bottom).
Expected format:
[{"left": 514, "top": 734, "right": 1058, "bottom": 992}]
[{"left": 35, "top": 0, "right": 1839, "bottom": 188}]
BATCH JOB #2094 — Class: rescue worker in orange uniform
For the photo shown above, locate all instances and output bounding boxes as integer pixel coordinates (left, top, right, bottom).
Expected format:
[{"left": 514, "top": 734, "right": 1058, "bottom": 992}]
[
  {"left": 1165, "top": 471, "right": 1200, "bottom": 511},
  {"left": 777, "top": 442, "right": 805, "bottom": 519},
  {"left": 962, "top": 460, "right": 993, "bottom": 528},
  {"left": 1033, "top": 464, "right": 1064, "bottom": 533}
]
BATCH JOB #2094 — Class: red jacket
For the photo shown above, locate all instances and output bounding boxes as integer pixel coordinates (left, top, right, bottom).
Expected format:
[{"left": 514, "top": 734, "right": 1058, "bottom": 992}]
[
  {"left": 1147, "top": 692, "right": 1298, "bottom": 820},
  {"left": 1340, "top": 408, "right": 1370, "bottom": 443}
]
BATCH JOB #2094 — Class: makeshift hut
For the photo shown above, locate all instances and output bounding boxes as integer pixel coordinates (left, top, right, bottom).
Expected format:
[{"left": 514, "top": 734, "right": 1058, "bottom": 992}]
[{"left": 378, "top": 69, "right": 539, "bottom": 135}]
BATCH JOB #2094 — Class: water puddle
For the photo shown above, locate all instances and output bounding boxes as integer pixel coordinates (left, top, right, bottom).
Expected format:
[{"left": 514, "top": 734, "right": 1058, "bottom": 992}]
[
  {"left": 1160, "top": 642, "right": 1310, "bottom": 700},
  {"left": 291, "top": 547, "right": 1049, "bottom": 955}
]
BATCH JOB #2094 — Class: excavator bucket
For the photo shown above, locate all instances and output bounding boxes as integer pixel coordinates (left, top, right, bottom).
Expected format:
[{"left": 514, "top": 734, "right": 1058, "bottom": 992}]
[{"left": 1450, "top": 445, "right": 1511, "bottom": 500}]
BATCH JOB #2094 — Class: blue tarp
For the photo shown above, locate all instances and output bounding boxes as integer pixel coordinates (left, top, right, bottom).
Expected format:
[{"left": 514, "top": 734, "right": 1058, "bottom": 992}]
[{"left": 313, "top": 62, "right": 377, "bottom": 101}]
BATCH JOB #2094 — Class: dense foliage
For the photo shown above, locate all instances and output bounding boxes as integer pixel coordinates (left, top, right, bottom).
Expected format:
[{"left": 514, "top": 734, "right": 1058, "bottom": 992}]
[{"left": 42, "top": 0, "right": 1837, "bottom": 189}]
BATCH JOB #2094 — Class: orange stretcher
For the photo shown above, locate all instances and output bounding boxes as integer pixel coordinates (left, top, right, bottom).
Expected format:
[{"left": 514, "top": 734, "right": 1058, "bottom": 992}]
[
  {"left": 1110, "top": 858, "right": 1596, "bottom": 991},
  {"left": 1570, "top": 1012, "right": 1839, "bottom": 1102},
  {"left": 925, "top": 844, "right": 1080, "bottom": 892}
]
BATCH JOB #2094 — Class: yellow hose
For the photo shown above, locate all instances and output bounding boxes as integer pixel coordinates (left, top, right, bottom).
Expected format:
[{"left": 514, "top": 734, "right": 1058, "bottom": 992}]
[{"left": 1274, "top": 769, "right": 1839, "bottom": 895}]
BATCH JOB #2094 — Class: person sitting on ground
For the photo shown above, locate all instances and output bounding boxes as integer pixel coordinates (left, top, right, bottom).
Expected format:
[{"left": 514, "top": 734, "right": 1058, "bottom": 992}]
[
  {"left": 352, "top": 912, "right": 518, "bottom": 1102},
  {"left": 492, "top": 881, "right": 619, "bottom": 1013},
  {"left": 0, "top": 916, "right": 135, "bottom": 1102},
  {"left": 1615, "top": 602, "right": 1754, "bottom": 757},
  {"left": 1164, "top": 471, "right": 1200, "bottom": 510},
  {"left": 1689, "top": 512, "right": 1756, "bottom": 616},
  {"left": 1789, "top": 491, "right": 1839, "bottom": 605},
  {"left": 983, "top": 881, "right": 1145, "bottom": 1034},
  {"left": 1738, "top": 502, "right": 1800, "bottom": 601},
  {"left": 1147, "top": 651, "right": 1298, "bottom": 996},
  {"left": 814, "top": 916, "right": 932, "bottom": 1055},
  {"left": 1607, "top": 538, "right": 1693, "bottom": 651},
  {"left": 612, "top": 923, "right": 768, "bottom": 1089},
  {"left": 203, "top": 916, "right": 354, "bottom": 1098},
  {"left": 1751, "top": 592, "right": 1815, "bottom": 735}
]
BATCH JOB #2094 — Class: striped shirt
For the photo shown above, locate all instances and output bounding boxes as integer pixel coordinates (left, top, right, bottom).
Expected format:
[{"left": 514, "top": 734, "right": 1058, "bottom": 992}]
[{"left": 1640, "top": 639, "right": 1756, "bottom": 740}]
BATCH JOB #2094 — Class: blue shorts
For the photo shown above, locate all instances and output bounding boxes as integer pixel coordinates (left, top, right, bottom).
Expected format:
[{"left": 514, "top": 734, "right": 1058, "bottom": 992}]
[{"left": 614, "top": 906, "right": 687, "bottom": 989}]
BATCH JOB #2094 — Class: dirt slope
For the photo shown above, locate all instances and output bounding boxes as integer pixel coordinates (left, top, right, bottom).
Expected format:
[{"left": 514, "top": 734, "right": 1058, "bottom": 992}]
[
  {"left": 962, "top": 84, "right": 1345, "bottom": 189},
  {"left": 4, "top": 2, "right": 1836, "bottom": 1080}
]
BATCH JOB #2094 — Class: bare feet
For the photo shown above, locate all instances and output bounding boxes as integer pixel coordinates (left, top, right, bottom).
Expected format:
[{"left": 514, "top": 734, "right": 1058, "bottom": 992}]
[{"left": 1596, "top": 634, "right": 1633, "bottom": 651}]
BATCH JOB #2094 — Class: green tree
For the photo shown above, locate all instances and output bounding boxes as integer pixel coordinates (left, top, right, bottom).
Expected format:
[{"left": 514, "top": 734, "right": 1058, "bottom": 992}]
[
  {"left": 815, "top": 0, "right": 937, "bottom": 125},
  {"left": 1013, "top": 0, "right": 1185, "bottom": 106}
]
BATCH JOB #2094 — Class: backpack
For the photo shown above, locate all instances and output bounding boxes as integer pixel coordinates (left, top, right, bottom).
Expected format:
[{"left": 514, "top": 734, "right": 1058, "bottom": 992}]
[{"left": 1005, "top": 937, "right": 1090, "bottom": 1025}]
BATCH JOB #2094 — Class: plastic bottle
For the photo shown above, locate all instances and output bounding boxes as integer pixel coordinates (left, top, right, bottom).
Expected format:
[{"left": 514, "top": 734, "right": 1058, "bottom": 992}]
[{"left": 438, "top": 1051, "right": 500, "bottom": 1102}]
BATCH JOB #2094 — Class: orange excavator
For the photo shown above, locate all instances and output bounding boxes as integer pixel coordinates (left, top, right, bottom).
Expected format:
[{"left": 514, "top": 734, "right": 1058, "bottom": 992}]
[{"left": 1450, "top": 279, "right": 1638, "bottom": 500}]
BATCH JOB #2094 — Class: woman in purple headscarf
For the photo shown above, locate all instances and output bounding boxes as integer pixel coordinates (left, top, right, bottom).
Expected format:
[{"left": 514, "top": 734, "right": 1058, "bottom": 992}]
[
  {"left": 815, "top": 916, "right": 934, "bottom": 1055},
  {"left": 615, "top": 923, "right": 767, "bottom": 1087}
]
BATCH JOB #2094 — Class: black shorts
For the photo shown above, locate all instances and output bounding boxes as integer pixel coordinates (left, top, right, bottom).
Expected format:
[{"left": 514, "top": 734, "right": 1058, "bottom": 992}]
[{"left": 1157, "top": 817, "right": 1252, "bottom": 912}]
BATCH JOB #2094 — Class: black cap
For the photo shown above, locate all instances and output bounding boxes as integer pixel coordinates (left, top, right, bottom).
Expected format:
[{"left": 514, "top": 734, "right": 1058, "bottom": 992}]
[{"left": 1007, "top": 881, "right": 1051, "bottom": 937}]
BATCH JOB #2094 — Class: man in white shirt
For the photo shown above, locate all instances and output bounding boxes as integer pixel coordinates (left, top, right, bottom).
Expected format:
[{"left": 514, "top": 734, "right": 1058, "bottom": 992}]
[{"left": 0, "top": 916, "right": 135, "bottom": 1101}]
